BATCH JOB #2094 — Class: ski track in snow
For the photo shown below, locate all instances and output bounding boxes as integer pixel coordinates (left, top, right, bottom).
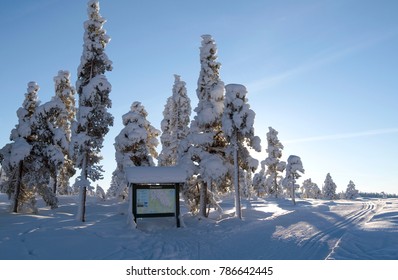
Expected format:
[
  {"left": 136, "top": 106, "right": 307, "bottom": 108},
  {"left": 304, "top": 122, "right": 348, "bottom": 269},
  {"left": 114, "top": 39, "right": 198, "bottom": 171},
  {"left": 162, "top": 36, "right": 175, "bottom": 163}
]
[
  {"left": 0, "top": 194, "right": 397, "bottom": 260},
  {"left": 298, "top": 201, "right": 377, "bottom": 258}
]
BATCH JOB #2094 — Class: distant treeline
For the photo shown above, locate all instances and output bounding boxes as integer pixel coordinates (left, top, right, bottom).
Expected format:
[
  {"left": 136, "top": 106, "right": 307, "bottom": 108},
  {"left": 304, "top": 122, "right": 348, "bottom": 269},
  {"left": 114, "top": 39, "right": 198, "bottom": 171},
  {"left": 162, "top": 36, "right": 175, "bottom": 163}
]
[{"left": 359, "top": 192, "right": 398, "bottom": 198}]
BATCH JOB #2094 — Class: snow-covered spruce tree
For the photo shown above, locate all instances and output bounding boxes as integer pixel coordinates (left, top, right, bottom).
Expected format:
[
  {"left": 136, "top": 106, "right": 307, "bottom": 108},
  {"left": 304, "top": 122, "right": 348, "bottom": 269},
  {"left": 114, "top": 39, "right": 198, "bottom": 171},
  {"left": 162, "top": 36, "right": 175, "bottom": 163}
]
[
  {"left": 0, "top": 82, "right": 38, "bottom": 213},
  {"left": 70, "top": 0, "right": 113, "bottom": 222},
  {"left": 301, "top": 178, "right": 321, "bottom": 199},
  {"left": 105, "top": 175, "right": 118, "bottom": 198},
  {"left": 345, "top": 180, "right": 359, "bottom": 200},
  {"left": 158, "top": 94, "right": 174, "bottom": 167},
  {"left": 282, "top": 155, "right": 304, "bottom": 205},
  {"left": 322, "top": 173, "right": 337, "bottom": 200},
  {"left": 252, "top": 161, "right": 266, "bottom": 197},
  {"left": 158, "top": 75, "right": 191, "bottom": 166},
  {"left": 263, "top": 127, "right": 286, "bottom": 198},
  {"left": 25, "top": 98, "right": 69, "bottom": 209},
  {"left": 181, "top": 35, "right": 229, "bottom": 217},
  {"left": 241, "top": 170, "right": 254, "bottom": 199},
  {"left": 111, "top": 102, "right": 160, "bottom": 199},
  {"left": 53, "top": 70, "right": 76, "bottom": 195},
  {"left": 95, "top": 185, "right": 106, "bottom": 200},
  {"left": 222, "top": 84, "right": 261, "bottom": 219}
]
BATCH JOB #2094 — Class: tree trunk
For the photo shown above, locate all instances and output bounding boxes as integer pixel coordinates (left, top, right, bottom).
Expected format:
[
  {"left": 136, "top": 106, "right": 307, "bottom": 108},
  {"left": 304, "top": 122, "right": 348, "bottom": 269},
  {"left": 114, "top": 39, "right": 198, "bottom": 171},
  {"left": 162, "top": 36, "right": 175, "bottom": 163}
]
[
  {"left": 81, "top": 186, "right": 87, "bottom": 222},
  {"left": 273, "top": 168, "right": 278, "bottom": 198},
  {"left": 199, "top": 181, "right": 208, "bottom": 218},
  {"left": 291, "top": 175, "right": 296, "bottom": 205},
  {"left": 77, "top": 152, "right": 88, "bottom": 222},
  {"left": 52, "top": 173, "right": 58, "bottom": 194},
  {"left": 12, "top": 161, "right": 23, "bottom": 213},
  {"left": 233, "top": 133, "right": 242, "bottom": 219}
]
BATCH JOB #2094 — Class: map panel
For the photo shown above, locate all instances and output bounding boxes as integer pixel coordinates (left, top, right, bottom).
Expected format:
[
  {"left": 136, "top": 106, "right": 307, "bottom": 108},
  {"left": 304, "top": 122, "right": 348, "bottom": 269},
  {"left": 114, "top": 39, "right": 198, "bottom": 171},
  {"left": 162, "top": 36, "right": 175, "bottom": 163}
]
[{"left": 136, "top": 188, "right": 176, "bottom": 214}]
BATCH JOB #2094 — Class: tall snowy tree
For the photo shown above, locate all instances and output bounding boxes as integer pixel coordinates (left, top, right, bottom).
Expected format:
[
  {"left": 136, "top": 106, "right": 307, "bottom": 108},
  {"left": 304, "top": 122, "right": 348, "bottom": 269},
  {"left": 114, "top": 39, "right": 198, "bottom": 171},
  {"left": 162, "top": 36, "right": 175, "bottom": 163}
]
[
  {"left": 158, "top": 75, "right": 191, "bottom": 166},
  {"left": 70, "top": 0, "right": 113, "bottom": 222},
  {"left": 345, "top": 180, "right": 359, "bottom": 200},
  {"left": 282, "top": 155, "right": 304, "bottom": 205},
  {"left": 263, "top": 127, "right": 286, "bottom": 197},
  {"left": 301, "top": 178, "right": 321, "bottom": 199},
  {"left": 222, "top": 84, "right": 261, "bottom": 219},
  {"left": 53, "top": 70, "right": 76, "bottom": 195},
  {"left": 181, "top": 35, "right": 228, "bottom": 217},
  {"left": 112, "top": 102, "right": 160, "bottom": 199},
  {"left": 0, "top": 82, "right": 38, "bottom": 213},
  {"left": 322, "top": 173, "right": 337, "bottom": 200}
]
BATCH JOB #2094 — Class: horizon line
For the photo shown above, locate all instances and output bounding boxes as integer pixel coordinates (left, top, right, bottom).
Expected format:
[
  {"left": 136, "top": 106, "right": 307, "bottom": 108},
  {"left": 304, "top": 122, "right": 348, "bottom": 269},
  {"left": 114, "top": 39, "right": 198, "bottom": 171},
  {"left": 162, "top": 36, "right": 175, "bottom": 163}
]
[{"left": 284, "top": 128, "right": 398, "bottom": 144}]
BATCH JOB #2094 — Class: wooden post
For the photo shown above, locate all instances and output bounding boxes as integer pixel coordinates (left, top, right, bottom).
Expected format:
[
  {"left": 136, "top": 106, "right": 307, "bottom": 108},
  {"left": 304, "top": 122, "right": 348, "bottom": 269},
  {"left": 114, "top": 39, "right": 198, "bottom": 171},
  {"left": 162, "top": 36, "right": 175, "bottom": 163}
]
[
  {"left": 132, "top": 184, "right": 137, "bottom": 225},
  {"left": 176, "top": 183, "right": 181, "bottom": 228}
]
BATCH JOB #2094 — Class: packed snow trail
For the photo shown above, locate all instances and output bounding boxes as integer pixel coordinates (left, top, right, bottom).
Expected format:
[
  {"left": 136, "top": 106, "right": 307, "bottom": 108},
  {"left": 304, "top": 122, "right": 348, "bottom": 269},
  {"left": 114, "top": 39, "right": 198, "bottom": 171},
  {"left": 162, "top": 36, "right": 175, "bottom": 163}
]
[
  {"left": 297, "top": 201, "right": 377, "bottom": 259},
  {"left": 327, "top": 199, "right": 398, "bottom": 259}
]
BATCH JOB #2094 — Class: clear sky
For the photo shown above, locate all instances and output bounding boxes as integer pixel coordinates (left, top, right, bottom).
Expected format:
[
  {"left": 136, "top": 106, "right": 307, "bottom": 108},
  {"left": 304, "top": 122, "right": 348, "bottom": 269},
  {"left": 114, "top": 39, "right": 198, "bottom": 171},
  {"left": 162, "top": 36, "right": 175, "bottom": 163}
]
[{"left": 1, "top": 0, "right": 397, "bottom": 194}]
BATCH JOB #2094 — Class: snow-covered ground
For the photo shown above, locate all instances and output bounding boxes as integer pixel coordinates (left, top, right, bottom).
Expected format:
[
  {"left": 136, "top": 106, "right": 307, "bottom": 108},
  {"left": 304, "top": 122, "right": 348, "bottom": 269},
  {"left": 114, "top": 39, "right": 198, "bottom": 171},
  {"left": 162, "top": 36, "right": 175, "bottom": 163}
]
[{"left": 0, "top": 193, "right": 397, "bottom": 260}]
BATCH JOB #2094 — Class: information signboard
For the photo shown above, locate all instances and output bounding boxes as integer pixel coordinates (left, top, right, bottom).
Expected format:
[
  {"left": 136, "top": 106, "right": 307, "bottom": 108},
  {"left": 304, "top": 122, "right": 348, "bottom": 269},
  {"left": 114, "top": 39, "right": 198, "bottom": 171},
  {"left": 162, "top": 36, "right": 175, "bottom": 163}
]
[{"left": 132, "top": 183, "right": 180, "bottom": 227}]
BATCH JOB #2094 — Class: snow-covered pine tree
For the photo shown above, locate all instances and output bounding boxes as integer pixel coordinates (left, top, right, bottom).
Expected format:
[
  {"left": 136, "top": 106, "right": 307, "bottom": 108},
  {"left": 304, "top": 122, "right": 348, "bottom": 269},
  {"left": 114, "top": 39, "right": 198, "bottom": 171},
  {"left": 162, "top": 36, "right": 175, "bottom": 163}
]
[
  {"left": 263, "top": 127, "right": 286, "bottom": 198},
  {"left": 182, "top": 35, "right": 229, "bottom": 217},
  {"left": 112, "top": 102, "right": 160, "bottom": 199},
  {"left": 282, "top": 155, "right": 304, "bottom": 205},
  {"left": 301, "top": 178, "right": 321, "bottom": 199},
  {"left": 158, "top": 75, "right": 191, "bottom": 166},
  {"left": 345, "top": 180, "right": 359, "bottom": 200},
  {"left": 71, "top": 0, "right": 113, "bottom": 222},
  {"left": 0, "top": 82, "right": 38, "bottom": 213},
  {"left": 322, "top": 173, "right": 337, "bottom": 200},
  {"left": 222, "top": 84, "right": 261, "bottom": 219},
  {"left": 53, "top": 70, "right": 76, "bottom": 195}
]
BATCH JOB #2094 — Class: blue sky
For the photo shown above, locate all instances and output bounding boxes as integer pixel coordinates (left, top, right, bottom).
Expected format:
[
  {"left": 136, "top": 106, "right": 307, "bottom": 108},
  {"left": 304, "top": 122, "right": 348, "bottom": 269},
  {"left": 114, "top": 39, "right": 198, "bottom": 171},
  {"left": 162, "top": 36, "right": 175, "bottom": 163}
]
[{"left": 1, "top": 0, "right": 397, "bottom": 194}]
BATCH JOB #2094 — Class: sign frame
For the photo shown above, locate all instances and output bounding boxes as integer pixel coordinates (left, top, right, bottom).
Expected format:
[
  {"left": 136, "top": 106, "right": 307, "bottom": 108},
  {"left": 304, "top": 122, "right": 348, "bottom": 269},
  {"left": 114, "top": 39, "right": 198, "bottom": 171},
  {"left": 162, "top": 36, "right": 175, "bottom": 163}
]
[{"left": 131, "top": 183, "right": 181, "bottom": 227}]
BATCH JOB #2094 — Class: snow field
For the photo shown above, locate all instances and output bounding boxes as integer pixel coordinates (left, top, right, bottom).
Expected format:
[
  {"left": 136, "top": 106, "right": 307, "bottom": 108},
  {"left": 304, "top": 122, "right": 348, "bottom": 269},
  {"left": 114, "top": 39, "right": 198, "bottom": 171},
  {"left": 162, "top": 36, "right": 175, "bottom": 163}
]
[{"left": 1, "top": 193, "right": 397, "bottom": 260}]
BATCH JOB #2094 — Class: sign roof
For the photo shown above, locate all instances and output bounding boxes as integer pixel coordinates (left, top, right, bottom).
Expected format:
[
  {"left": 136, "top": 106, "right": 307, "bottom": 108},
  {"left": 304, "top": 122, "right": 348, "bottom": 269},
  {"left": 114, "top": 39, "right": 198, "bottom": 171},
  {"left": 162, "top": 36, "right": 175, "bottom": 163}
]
[{"left": 125, "top": 166, "right": 187, "bottom": 184}]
